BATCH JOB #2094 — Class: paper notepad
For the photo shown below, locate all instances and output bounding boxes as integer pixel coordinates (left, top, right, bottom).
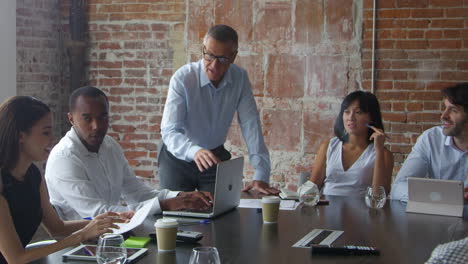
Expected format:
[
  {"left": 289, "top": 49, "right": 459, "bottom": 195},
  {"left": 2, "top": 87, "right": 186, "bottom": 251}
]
[{"left": 124, "top": 236, "right": 151, "bottom": 248}]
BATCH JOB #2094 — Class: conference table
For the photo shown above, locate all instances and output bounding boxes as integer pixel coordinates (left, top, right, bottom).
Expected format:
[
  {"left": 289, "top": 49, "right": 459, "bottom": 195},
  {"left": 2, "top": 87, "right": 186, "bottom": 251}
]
[{"left": 34, "top": 194, "right": 468, "bottom": 264}]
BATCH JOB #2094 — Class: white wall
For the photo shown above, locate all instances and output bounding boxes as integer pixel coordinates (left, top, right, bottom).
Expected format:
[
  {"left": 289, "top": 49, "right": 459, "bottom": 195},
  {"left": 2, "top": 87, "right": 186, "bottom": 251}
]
[{"left": 0, "top": 0, "right": 16, "bottom": 103}]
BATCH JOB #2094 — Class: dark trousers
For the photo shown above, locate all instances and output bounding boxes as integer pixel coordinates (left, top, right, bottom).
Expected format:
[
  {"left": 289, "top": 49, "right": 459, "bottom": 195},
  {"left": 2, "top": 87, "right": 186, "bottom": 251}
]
[{"left": 158, "top": 143, "right": 231, "bottom": 195}]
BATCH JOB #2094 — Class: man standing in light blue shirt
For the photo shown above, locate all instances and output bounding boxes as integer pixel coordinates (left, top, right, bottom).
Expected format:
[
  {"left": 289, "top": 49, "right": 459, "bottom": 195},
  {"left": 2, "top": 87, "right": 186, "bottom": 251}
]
[
  {"left": 159, "top": 24, "right": 279, "bottom": 195},
  {"left": 391, "top": 83, "right": 468, "bottom": 202}
]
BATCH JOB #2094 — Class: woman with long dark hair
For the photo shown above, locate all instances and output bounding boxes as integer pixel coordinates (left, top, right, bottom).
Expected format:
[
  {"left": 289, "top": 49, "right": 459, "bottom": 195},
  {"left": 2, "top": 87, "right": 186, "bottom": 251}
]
[
  {"left": 0, "top": 96, "right": 123, "bottom": 264},
  {"left": 309, "top": 91, "right": 394, "bottom": 196}
]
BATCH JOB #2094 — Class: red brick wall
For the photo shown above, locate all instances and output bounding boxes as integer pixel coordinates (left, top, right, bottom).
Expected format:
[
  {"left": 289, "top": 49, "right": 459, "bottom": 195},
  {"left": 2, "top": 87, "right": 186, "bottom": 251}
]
[
  {"left": 83, "top": 0, "right": 185, "bottom": 180},
  {"left": 83, "top": 0, "right": 363, "bottom": 190},
  {"left": 17, "top": 0, "right": 69, "bottom": 136},
  {"left": 362, "top": 0, "right": 468, "bottom": 172},
  {"left": 54, "top": 0, "right": 468, "bottom": 190},
  {"left": 197, "top": 0, "right": 363, "bottom": 188}
]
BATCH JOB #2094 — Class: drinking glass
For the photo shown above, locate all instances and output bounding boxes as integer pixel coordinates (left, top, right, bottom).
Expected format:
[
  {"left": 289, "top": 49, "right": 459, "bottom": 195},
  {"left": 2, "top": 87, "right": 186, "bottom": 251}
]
[
  {"left": 298, "top": 181, "right": 320, "bottom": 206},
  {"left": 96, "top": 234, "right": 127, "bottom": 264},
  {"left": 365, "top": 186, "right": 387, "bottom": 209},
  {"left": 188, "top": 247, "right": 221, "bottom": 264}
]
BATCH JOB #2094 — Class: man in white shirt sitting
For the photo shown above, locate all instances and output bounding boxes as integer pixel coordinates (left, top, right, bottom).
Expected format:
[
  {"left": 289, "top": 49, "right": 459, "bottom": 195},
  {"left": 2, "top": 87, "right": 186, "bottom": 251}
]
[
  {"left": 391, "top": 83, "right": 468, "bottom": 202},
  {"left": 45, "top": 86, "right": 212, "bottom": 220}
]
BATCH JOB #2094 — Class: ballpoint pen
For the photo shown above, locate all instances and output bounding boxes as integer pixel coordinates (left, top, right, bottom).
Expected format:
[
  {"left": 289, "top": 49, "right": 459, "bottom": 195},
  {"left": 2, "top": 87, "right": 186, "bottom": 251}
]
[
  {"left": 179, "top": 220, "right": 212, "bottom": 226},
  {"left": 366, "top": 123, "right": 391, "bottom": 139}
]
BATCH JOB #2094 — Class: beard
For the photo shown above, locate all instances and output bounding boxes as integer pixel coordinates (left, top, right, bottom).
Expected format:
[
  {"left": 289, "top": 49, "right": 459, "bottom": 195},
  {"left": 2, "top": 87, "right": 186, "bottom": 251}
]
[{"left": 442, "top": 116, "right": 468, "bottom": 137}]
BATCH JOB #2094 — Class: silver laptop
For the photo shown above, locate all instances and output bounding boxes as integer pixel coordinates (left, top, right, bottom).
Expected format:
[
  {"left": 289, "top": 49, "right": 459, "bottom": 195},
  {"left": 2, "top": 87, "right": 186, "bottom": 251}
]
[
  {"left": 163, "top": 157, "right": 244, "bottom": 218},
  {"left": 406, "top": 177, "right": 464, "bottom": 217}
]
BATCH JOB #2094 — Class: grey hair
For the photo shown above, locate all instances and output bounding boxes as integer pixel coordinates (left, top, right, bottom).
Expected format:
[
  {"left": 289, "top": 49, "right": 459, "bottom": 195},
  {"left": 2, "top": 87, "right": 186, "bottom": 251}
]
[{"left": 203, "top": 24, "right": 238, "bottom": 52}]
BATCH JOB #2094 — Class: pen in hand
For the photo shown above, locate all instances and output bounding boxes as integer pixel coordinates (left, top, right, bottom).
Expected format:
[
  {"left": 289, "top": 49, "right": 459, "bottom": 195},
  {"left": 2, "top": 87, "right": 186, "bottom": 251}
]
[{"left": 366, "top": 123, "right": 390, "bottom": 139}]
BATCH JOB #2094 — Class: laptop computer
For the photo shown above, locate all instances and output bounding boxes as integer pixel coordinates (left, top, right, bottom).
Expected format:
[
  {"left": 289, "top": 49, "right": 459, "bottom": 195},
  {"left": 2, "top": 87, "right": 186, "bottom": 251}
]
[
  {"left": 163, "top": 157, "right": 244, "bottom": 218},
  {"left": 406, "top": 177, "right": 464, "bottom": 217}
]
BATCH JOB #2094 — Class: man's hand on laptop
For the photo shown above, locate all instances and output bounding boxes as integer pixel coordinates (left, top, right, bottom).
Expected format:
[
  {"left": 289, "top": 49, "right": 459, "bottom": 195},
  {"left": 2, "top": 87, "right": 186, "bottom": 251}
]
[
  {"left": 242, "top": 180, "right": 280, "bottom": 195},
  {"left": 160, "top": 191, "right": 213, "bottom": 211},
  {"left": 464, "top": 187, "right": 468, "bottom": 201},
  {"left": 194, "top": 149, "right": 221, "bottom": 172}
]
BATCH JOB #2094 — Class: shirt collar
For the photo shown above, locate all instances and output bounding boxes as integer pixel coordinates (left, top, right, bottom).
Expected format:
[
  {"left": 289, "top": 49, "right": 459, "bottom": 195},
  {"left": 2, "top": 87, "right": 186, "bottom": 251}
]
[
  {"left": 199, "top": 60, "right": 232, "bottom": 90},
  {"left": 444, "top": 134, "right": 466, "bottom": 153},
  {"left": 444, "top": 135, "right": 453, "bottom": 147},
  {"left": 68, "top": 127, "right": 101, "bottom": 156}
]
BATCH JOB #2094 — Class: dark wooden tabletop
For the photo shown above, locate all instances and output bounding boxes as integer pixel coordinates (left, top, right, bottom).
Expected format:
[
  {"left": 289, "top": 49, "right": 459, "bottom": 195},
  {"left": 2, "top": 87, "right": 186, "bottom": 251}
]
[{"left": 33, "top": 194, "right": 468, "bottom": 264}]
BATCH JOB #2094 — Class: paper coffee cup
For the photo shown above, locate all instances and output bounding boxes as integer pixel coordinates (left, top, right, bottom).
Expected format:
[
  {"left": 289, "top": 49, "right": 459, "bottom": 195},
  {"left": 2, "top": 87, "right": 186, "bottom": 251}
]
[
  {"left": 262, "top": 196, "right": 281, "bottom": 223},
  {"left": 154, "top": 219, "right": 178, "bottom": 251}
]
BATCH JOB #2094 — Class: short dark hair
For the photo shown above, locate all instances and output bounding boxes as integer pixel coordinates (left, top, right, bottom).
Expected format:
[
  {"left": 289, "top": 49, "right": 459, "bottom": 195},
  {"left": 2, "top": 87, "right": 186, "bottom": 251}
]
[
  {"left": 0, "top": 96, "right": 51, "bottom": 170},
  {"left": 69, "top": 86, "right": 108, "bottom": 112},
  {"left": 204, "top": 24, "right": 238, "bottom": 51},
  {"left": 334, "top": 91, "right": 384, "bottom": 142},
  {"left": 441, "top": 83, "right": 468, "bottom": 113}
]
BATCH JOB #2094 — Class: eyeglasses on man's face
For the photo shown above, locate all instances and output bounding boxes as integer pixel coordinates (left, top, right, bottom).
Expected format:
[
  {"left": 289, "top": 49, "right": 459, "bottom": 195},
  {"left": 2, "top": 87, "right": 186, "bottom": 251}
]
[{"left": 202, "top": 47, "right": 233, "bottom": 65}]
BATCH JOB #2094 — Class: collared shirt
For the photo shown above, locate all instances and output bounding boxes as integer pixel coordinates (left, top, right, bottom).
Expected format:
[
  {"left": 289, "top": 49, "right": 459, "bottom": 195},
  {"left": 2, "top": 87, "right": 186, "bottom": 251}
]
[
  {"left": 390, "top": 126, "right": 468, "bottom": 202},
  {"left": 161, "top": 60, "right": 270, "bottom": 182},
  {"left": 45, "top": 127, "right": 179, "bottom": 220}
]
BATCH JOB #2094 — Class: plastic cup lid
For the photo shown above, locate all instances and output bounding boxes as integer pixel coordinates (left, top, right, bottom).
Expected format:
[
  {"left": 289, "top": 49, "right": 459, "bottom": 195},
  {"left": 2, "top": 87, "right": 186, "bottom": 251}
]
[
  {"left": 154, "top": 218, "right": 178, "bottom": 228},
  {"left": 262, "top": 196, "right": 281, "bottom": 204}
]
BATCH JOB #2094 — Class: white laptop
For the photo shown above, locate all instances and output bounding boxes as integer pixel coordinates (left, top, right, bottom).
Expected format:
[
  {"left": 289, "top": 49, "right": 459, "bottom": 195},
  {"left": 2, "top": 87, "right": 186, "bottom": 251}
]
[
  {"left": 406, "top": 177, "right": 464, "bottom": 217},
  {"left": 163, "top": 157, "right": 244, "bottom": 218}
]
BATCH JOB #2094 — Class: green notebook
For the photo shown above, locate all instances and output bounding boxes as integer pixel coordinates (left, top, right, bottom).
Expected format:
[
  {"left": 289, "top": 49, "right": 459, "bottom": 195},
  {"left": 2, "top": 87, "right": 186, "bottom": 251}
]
[{"left": 124, "top": 236, "right": 151, "bottom": 248}]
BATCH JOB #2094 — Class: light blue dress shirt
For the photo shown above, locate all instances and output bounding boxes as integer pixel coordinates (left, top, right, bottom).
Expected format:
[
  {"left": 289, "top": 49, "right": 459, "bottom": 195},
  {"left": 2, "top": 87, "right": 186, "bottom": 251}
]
[
  {"left": 390, "top": 126, "right": 468, "bottom": 202},
  {"left": 161, "top": 60, "right": 271, "bottom": 182}
]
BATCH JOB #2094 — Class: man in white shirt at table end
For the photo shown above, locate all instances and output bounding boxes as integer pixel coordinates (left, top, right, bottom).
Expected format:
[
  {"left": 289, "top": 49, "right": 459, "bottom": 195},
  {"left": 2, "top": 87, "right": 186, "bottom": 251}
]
[
  {"left": 45, "top": 86, "right": 213, "bottom": 221},
  {"left": 390, "top": 83, "right": 468, "bottom": 202}
]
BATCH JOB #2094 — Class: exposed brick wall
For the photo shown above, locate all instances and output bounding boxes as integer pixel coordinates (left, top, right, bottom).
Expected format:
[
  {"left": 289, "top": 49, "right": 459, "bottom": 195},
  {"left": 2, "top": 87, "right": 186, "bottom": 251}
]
[
  {"left": 24, "top": 0, "right": 467, "bottom": 191},
  {"left": 197, "top": 0, "right": 364, "bottom": 189},
  {"left": 84, "top": 0, "right": 363, "bottom": 190},
  {"left": 362, "top": 0, "right": 468, "bottom": 172},
  {"left": 16, "top": 0, "right": 69, "bottom": 136},
  {"left": 85, "top": 0, "right": 185, "bottom": 180}
]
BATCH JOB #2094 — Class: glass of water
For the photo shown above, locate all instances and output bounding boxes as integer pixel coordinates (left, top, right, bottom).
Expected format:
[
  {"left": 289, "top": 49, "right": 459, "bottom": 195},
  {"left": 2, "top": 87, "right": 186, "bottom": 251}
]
[
  {"left": 365, "top": 186, "right": 387, "bottom": 209},
  {"left": 298, "top": 181, "right": 320, "bottom": 206},
  {"left": 188, "top": 247, "right": 221, "bottom": 264},
  {"left": 96, "top": 234, "right": 127, "bottom": 264}
]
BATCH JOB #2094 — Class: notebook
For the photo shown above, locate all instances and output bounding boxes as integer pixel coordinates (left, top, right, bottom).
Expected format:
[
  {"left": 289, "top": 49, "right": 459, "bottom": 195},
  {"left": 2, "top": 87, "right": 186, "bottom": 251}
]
[
  {"left": 406, "top": 177, "right": 464, "bottom": 217},
  {"left": 163, "top": 157, "right": 244, "bottom": 218}
]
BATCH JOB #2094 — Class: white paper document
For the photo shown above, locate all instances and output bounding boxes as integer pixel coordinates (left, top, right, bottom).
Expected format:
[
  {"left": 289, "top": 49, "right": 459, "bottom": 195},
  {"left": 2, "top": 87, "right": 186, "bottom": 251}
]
[
  {"left": 239, "top": 199, "right": 300, "bottom": 210},
  {"left": 112, "top": 199, "right": 153, "bottom": 234}
]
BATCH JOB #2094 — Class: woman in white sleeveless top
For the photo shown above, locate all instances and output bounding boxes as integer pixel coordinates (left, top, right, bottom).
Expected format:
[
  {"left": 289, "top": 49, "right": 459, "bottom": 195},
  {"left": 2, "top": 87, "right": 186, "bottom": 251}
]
[{"left": 309, "top": 91, "right": 394, "bottom": 197}]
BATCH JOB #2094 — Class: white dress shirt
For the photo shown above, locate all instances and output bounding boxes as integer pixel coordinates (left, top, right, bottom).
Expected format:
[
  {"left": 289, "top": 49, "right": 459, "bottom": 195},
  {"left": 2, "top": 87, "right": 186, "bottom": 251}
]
[
  {"left": 390, "top": 126, "right": 468, "bottom": 202},
  {"left": 45, "top": 127, "right": 179, "bottom": 220},
  {"left": 323, "top": 137, "right": 376, "bottom": 197},
  {"left": 161, "top": 60, "right": 270, "bottom": 182}
]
